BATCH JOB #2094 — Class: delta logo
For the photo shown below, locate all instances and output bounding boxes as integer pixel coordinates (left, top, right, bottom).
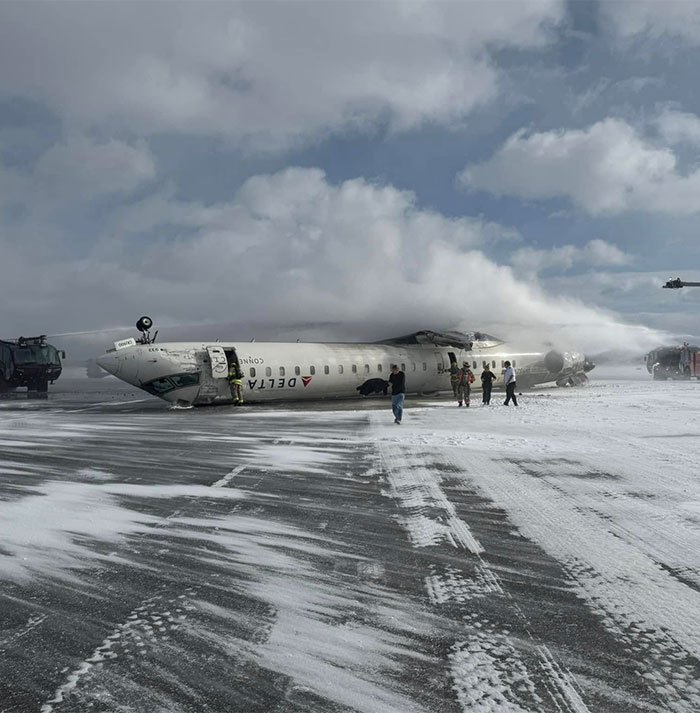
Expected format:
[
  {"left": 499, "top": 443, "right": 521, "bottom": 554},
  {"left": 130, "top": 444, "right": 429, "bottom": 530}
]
[{"left": 302, "top": 376, "right": 312, "bottom": 387}]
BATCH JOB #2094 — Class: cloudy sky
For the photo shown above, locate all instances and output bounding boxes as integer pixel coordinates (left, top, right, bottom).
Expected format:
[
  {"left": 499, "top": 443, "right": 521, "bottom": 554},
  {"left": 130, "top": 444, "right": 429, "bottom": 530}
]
[{"left": 2, "top": 0, "right": 700, "bottom": 357}]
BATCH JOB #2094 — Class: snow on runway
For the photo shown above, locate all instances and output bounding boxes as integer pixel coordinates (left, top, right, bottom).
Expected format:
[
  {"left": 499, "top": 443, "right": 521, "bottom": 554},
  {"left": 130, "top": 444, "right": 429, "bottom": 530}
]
[{"left": 1, "top": 367, "right": 700, "bottom": 712}]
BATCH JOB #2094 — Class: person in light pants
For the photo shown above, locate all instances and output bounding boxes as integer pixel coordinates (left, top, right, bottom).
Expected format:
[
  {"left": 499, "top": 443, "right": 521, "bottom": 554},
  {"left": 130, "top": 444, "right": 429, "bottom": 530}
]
[{"left": 388, "top": 364, "right": 406, "bottom": 424}]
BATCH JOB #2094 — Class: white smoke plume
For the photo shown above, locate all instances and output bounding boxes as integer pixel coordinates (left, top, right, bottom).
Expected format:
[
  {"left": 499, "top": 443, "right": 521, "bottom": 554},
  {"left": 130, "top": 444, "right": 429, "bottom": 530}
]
[{"left": 1, "top": 167, "right": 664, "bottom": 359}]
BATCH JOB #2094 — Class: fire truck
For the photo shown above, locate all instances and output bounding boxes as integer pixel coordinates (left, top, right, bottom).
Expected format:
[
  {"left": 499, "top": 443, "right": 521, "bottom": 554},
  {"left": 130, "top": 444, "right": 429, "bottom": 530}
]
[
  {"left": 0, "top": 335, "right": 65, "bottom": 395},
  {"left": 645, "top": 343, "right": 700, "bottom": 380}
]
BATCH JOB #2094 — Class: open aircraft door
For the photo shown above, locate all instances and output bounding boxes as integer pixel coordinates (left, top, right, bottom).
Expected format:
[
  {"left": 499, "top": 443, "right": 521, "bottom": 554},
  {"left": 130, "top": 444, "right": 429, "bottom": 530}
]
[
  {"left": 435, "top": 350, "right": 446, "bottom": 374},
  {"left": 206, "top": 346, "right": 229, "bottom": 379}
]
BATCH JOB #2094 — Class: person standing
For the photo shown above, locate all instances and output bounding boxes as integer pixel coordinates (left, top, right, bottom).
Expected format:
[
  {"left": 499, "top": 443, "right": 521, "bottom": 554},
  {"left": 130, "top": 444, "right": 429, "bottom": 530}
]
[
  {"left": 448, "top": 360, "right": 460, "bottom": 398},
  {"left": 228, "top": 360, "right": 245, "bottom": 406},
  {"left": 503, "top": 360, "right": 517, "bottom": 406},
  {"left": 480, "top": 363, "right": 496, "bottom": 405},
  {"left": 389, "top": 364, "right": 405, "bottom": 424},
  {"left": 457, "top": 361, "right": 474, "bottom": 407}
]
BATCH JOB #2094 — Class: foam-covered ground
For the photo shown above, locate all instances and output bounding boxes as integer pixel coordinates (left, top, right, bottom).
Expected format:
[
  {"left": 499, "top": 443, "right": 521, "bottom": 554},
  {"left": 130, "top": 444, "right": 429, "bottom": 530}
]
[{"left": 1, "top": 365, "right": 699, "bottom": 712}]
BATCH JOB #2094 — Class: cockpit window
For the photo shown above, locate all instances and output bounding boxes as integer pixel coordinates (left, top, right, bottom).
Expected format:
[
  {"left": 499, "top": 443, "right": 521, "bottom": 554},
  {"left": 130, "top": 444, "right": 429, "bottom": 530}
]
[
  {"left": 142, "top": 372, "right": 200, "bottom": 395},
  {"left": 169, "top": 373, "right": 200, "bottom": 389}
]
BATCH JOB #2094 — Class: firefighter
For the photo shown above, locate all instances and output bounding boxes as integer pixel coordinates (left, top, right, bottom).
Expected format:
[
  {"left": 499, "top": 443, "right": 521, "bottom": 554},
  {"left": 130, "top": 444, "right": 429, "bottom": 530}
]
[
  {"left": 448, "top": 360, "right": 460, "bottom": 397},
  {"left": 457, "top": 361, "right": 475, "bottom": 407},
  {"left": 228, "top": 360, "right": 245, "bottom": 405}
]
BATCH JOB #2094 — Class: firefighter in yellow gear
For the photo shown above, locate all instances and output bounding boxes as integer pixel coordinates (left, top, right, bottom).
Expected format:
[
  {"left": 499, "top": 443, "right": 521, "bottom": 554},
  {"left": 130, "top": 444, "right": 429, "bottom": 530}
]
[{"left": 228, "top": 361, "right": 245, "bottom": 405}]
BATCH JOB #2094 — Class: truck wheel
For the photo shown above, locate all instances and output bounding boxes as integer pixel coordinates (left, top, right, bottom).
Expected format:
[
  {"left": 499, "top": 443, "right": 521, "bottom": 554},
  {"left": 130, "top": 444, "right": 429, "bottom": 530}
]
[
  {"left": 684, "top": 367, "right": 692, "bottom": 380},
  {"left": 36, "top": 378, "right": 49, "bottom": 393},
  {"left": 0, "top": 375, "right": 8, "bottom": 393}
]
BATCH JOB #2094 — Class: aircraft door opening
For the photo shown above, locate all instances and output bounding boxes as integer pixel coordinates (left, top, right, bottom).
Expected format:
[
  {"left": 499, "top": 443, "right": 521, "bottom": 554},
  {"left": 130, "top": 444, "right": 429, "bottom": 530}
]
[
  {"left": 206, "top": 346, "right": 229, "bottom": 379},
  {"left": 224, "top": 348, "right": 240, "bottom": 373}
]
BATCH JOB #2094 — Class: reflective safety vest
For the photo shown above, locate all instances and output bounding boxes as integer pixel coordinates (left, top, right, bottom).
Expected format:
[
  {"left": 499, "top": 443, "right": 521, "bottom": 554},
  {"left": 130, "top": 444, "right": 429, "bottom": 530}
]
[{"left": 228, "top": 365, "right": 243, "bottom": 383}]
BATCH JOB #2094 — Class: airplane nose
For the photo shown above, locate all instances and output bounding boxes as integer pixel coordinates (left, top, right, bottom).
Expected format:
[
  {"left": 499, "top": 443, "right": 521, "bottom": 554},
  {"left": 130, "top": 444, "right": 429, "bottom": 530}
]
[
  {"left": 96, "top": 349, "right": 141, "bottom": 385},
  {"left": 96, "top": 352, "right": 120, "bottom": 376}
]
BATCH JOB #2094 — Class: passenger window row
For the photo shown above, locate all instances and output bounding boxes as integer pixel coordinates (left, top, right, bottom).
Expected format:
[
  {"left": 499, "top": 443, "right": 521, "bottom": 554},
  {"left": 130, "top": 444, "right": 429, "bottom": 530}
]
[{"left": 247, "top": 361, "right": 433, "bottom": 378}]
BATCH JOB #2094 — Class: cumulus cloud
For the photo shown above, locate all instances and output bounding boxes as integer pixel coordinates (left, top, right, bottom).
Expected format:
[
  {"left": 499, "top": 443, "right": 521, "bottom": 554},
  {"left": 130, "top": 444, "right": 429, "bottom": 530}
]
[
  {"left": 0, "top": 1, "right": 564, "bottom": 148},
  {"left": 512, "top": 239, "right": 631, "bottom": 276},
  {"left": 0, "top": 166, "right": 660, "bottom": 355},
  {"left": 459, "top": 118, "right": 700, "bottom": 215},
  {"left": 654, "top": 107, "right": 700, "bottom": 146}
]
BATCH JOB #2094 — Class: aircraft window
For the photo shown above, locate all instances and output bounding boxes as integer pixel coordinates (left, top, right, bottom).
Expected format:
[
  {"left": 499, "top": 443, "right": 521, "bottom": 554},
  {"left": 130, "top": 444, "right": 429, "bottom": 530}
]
[
  {"left": 265, "top": 367, "right": 272, "bottom": 377},
  {"left": 169, "top": 373, "right": 200, "bottom": 389},
  {"left": 295, "top": 366, "right": 300, "bottom": 375},
  {"left": 377, "top": 364, "right": 382, "bottom": 373},
  {"left": 338, "top": 365, "right": 343, "bottom": 374},
  {"left": 279, "top": 366, "right": 285, "bottom": 376},
  {"left": 324, "top": 365, "right": 329, "bottom": 375},
  {"left": 145, "top": 378, "right": 174, "bottom": 394},
  {"left": 310, "top": 366, "right": 316, "bottom": 375},
  {"left": 411, "top": 362, "right": 416, "bottom": 371},
  {"left": 250, "top": 367, "right": 256, "bottom": 377},
  {"left": 501, "top": 361, "right": 505, "bottom": 368},
  {"left": 472, "top": 361, "right": 477, "bottom": 369},
  {"left": 142, "top": 372, "right": 200, "bottom": 396},
  {"left": 401, "top": 363, "right": 406, "bottom": 372},
  {"left": 422, "top": 362, "right": 427, "bottom": 371},
  {"left": 364, "top": 364, "right": 370, "bottom": 373},
  {"left": 352, "top": 364, "right": 357, "bottom": 374},
  {"left": 513, "top": 360, "right": 516, "bottom": 368},
  {"left": 492, "top": 361, "right": 496, "bottom": 368}
]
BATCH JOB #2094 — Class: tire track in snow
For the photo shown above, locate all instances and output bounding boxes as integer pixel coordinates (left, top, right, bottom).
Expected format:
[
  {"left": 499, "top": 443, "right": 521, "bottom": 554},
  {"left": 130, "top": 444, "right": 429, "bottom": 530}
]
[
  {"left": 381, "top": 447, "right": 483, "bottom": 554},
  {"left": 40, "top": 589, "right": 197, "bottom": 712},
  {"left": 477, "top": 453, "right": 700, "bottom": 713},
  {"left": 378, "top": 436, "right": 591, "bottom": 713}
]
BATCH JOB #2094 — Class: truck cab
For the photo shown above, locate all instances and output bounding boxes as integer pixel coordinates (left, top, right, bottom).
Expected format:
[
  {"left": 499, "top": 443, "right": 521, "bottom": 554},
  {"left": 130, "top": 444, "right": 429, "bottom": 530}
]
[{"left": 0, "top": 336, "right": 64, "bottom": 393}]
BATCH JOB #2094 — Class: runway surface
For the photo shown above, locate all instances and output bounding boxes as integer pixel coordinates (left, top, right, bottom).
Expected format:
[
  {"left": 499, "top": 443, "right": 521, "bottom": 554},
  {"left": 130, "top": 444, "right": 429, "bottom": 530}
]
[{"left": 2, "top": 367, "right": 700, "bottom": 713}]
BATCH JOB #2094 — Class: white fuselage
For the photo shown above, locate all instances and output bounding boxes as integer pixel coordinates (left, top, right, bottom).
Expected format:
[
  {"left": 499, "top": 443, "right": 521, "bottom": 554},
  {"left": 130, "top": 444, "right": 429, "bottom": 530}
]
[{"left": 96, "top": 337, "right": 587, "bottom": 406}]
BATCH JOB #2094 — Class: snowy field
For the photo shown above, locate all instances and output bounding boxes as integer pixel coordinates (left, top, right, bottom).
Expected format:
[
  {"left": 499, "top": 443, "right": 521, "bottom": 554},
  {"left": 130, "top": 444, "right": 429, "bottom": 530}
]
[{"left": 1, "top": 366, "right": 700, "bottom": 712}]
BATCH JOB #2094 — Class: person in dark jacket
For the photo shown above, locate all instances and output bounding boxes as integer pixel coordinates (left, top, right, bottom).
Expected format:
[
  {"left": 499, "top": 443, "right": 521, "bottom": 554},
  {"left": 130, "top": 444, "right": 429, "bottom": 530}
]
[
  {"left": 388, "top": 364, "right": 405, "bottom": 424},
  {"left": 480, "top": 363, "right": 496, "bottom": 405}
]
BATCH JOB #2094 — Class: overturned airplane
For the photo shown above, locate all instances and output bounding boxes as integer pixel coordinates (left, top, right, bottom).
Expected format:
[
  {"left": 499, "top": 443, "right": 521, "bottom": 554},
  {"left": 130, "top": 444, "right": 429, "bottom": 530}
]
[{"left": 97, "top": 318, "right": 594, "bottom": 406}]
